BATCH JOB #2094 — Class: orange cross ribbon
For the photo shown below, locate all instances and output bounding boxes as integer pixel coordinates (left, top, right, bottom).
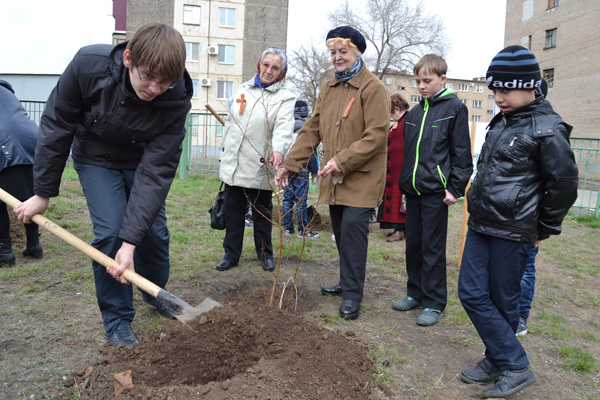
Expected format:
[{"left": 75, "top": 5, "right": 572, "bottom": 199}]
[{"left": 236, "top": 94, "right": 247, "bottom": 115}]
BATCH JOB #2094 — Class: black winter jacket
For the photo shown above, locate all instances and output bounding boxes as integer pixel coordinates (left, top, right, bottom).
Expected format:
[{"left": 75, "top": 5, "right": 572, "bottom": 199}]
[
  {"left": 399, "top": 89, "right": 472, "bottom": 198},
  {"left": 467, "top": 96, "right": 578, "bottom": 242},
  {"left": 34, "top": 42, "right": 193, "bottom": 245}
]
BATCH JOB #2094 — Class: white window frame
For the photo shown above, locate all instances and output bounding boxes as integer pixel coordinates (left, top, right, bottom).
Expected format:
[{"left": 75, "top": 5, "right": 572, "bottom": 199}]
[
  {"left": 472, "top": 115, "right": 481, "bottom": 122},
  {"left": 545, "top": 28, "right": 557, "bottom": 49},
  {"left": 216, "top": 81, "right": 234, "bottom": 99},
  {"left": 474, "top": 85, "right": 484, "bottom": 93},
  {"left": 185, "top": 42, "right": 199, "bottom": 61},
  {"left": 218, "top": 45, "right": 235, "bottom": 64},
  {"left": 461, "top": 99, "right": 468, "bottom": 106},
  {"left": 411, "top": 79, "right": 417, "bottom": 88},
  {"left": 183, "top": 5, "right": 201, "bottom": 25},
  {"left": 473, "top": 100, "right": 482, "bottom": 109},
  {"left": 458, "top": 83, "right": 469, "bottom": 92},
  {"left": 444, "top": 82, "right": 454, "bottom": 90},
  {"left": 218, "top": 8, "right": 236, "bottom": 28},
  {"left": 382, "top": 77, "right": 392, "bottom": 86},
  {"left": 410, "top": 95, "right": 421, "bottom": 103}
]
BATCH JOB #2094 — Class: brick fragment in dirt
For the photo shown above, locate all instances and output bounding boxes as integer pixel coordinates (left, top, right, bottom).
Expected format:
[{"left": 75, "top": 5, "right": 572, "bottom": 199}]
[{"left": 75, "top": 304, "right": 383, "bottom": 399}]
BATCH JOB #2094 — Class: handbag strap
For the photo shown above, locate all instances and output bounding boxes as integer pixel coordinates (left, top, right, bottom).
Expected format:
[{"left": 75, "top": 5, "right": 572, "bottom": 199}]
[{"left": 219, "top": 181, "right": 224, "bottom": 191}]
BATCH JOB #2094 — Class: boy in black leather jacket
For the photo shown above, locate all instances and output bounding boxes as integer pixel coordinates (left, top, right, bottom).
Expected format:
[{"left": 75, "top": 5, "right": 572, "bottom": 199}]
[
  {"left": 14, "top": 23, "right": 193, "bottom": 346},
  {"left": 458, "top": 46, "right": 578, "bottom": 398}
]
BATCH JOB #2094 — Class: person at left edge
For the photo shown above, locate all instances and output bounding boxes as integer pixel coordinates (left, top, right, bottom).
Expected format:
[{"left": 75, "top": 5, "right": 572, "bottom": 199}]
[
  {"left": 216, "top": 47, "right": 295, "bottom": 273},
  {"left": 14, "top": 23, "right": 193, "bottom": 346}
]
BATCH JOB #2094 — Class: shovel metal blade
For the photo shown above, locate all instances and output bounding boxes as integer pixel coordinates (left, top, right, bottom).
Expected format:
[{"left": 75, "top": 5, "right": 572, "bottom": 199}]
[{"left": 157, "top": 289, "right": 222, "bottom": 323}]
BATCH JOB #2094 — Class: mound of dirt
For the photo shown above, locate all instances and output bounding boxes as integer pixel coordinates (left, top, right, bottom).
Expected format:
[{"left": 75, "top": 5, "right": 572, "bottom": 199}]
[{"left": 72, "top": 304, "right": 380, "bottom": 399}]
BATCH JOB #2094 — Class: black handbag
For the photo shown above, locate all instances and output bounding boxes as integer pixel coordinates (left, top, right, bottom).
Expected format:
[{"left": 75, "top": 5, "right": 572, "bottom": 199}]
[{"left": 209, "top": 182, "right": 226, "bottom": 230}]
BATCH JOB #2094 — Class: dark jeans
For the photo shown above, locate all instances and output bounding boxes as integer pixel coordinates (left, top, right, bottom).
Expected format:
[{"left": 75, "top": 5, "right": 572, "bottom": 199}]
[
  {"left": 519, "top": 246, "right": 539, "bottom": 319},
  {"left": 223, "top": 184, "right": 273, "bottom": 264},
  {"left": 282, "top": 171, "right": 309, "bottom": 231},
  {"left": 74, "top": 162, "right": 170, "bottom": 335},
  {"left": 404, "top": 192, "right": 448, "bottom": 311},
  {"left": 458, "top": 229, "right": 534, "bottom": 370},
  {"left": 329, "top": 205, "right": 371, "bottom": 302}
]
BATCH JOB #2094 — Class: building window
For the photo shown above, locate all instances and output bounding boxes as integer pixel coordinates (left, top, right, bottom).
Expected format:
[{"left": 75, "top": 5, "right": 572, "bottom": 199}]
[
  {"left": 548, "top": 0, "right": 558, "bottom": 9},
  {"left": 217, "top": 81, "right": 234, "bottom": 99},
  {"left": 545, "top": 28, "right": 557, "bottom": 49},
  {"left": 192, "top": 79, "right": 198, "bottom": 98},
  {"left": 543, "top": 69, "right": 554, "bottom": 88},
  {"left": 487, "top": 109, "right": 494, "bottom": 114},
  {"left": 474, "top": 85, "right": 484, "bottom": 93},
  {"left": 396, "top": 85, "right": 406, "bottom": 90},
  {"left": 411, "top": 80, "right": 417, "bottom": 87},
  {"left": 473, "top": 100, "right": 482, "bottom": 109},
  {"left": 410, "top": 95, "right": 421, "bottom": 103},
  {"left": 183, "top": 5, "right": 201, "bottom": 25},
  {"left": 218, "top": 45, "right": 235, "bottom": 64},
  {"left": 444, "top": 82, "right": 454, "bottom": 90},
  {"left": 191, "top": 114, "right": 199, "bottom": 134},
  {"left": 219, "top": 8, "right": 236, "bottom": 27},
  {"left": 472, "top": 115, "right": 481, "bottom": 122},
  {"left": 461, "top": 99, "right": 468, "bottom": 106},
  {"left": 185, "top": 42, "right": 199, "bottom": 61},
  {"left": 488, "top": 94, "right": 494, "bottom": 99},
  {"left": 458, "top": 83, "right": 469, "bottom": 91},
  {"left": 382, "top": 77, "right": 392, "bottom": 86}
]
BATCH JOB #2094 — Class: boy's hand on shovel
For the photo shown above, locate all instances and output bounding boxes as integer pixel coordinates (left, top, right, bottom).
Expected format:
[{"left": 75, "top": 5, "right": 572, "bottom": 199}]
[{"left": 108, "top": 242, "right": 136, "bottom": 284}]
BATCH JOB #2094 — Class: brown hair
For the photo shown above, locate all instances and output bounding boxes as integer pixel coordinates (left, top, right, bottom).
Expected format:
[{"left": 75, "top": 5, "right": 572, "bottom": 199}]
[
  {"left": 414, "top": 54, "right": 447, "bottom": 77},
  {"left": 126, "top": 23, "right": 186, "bottom": 82},
  {"left": 390, "top": 93, "right": 409, "bottom": 113},
  {"left": 326, "top": 37, "right": 362, "bottom": 56}
]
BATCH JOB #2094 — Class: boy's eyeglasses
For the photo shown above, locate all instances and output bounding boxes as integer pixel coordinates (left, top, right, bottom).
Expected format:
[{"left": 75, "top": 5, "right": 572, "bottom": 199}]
[{"left": 136, "top": 67, "right": 177, "bottom": 90}]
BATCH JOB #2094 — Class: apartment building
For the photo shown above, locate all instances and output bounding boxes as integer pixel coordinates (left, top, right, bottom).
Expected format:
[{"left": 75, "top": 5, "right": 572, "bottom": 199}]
[
  {"left": 381, "top": 71, "right": 495, "bottom": 123},
  {"left": 112, "top": 0, "right": 289, "bottom": 113},
  {"left": 504, "top": 0, "right": 600, "bottom": 138}
]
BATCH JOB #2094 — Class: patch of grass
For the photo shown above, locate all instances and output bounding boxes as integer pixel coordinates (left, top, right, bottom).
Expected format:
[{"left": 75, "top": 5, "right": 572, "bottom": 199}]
[
  {"left": 559, "top": 345, "right": 598, "bottom": 373},
  {"left": 573, "top": 215, "right": 600, "bottom": 229},
  {"left": 535, "top": 309, "right": 571, "bottom": 340},
  {"left": 579, "top": 330, "right": 599, "bottom": 342}
]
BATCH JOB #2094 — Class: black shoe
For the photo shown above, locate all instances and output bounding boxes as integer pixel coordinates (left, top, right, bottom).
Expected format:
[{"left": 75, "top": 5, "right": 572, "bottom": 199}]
[
  {"left": 481, "top": 368, "right": 536, "bottom": 398},
  {"left": 21, "top": 232, "right": 43, "bottom": 259},
  {"left": 0, "top": 238, "right": 16, "bottom": 267},
  {"left": 263, "top": 258, "right": 275, "bottom": 272},
  {"left": 321, "top": 283, "right": 342, "bottom": 296},
  {"left": 143, "top": 293, "right": 178, "bottom": 319},
  {"left": 107, "top": 320, "right": 139, "bottom": 346},
  {"left": 339, "top": 299, "right": 360, "bottom": 320},
  {"left": 460, "top": 358, "right": 500, "bottom": 384},
  {"left": 216, "top": 259, "right": 238, "bottom": 271}
]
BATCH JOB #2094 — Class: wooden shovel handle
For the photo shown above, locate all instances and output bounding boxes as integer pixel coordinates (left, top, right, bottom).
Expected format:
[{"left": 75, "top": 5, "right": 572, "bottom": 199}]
[
  {"left": 0, "top": 189, "right": 161, "bottom": 298},
  {"left": 205, "top": 104, "right": 226, "bottom": 126}
]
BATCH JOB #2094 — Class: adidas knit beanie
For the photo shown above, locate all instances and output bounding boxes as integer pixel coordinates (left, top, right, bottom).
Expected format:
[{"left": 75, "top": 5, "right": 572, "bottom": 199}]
[{"left": 486, "top": 45, "right": 542, "bottom": 91}]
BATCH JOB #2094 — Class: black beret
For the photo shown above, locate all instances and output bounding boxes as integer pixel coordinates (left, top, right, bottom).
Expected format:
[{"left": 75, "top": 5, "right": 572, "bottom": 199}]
[{"left": 326, "top": 25, "right": 366, "bottom": 54}]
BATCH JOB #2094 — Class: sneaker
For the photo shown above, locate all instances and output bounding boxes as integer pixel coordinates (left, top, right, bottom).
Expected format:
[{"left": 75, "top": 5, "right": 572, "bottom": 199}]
[
  {"left": 297, "top": 228, "right": 320, "bottom": 239},
  {"left": 392, "top": 296, "right": 422, "bottom": 311},
  {"left": 416, "top": 308, "right": 443, "bottom": 326},
  {"left": 481, "top": 368, "right": 536, "bottom": 398},
  {"left": 143, "top": 293, "right": 178, "bottom": 319},
  {"left": 284, "top": 229, "right": 295, "bottom": 236},
  {"left": 107, "top": 320, "right": 139, "bottom": 346},
  {"left": 516, "top": 317, "right": 528, "bottom": 336},
  {"left": 460, "top": 358, "right": 500, "bottom": 384},
  {"left": 245, "top": 218, "right": 253, "bottom": 228}
]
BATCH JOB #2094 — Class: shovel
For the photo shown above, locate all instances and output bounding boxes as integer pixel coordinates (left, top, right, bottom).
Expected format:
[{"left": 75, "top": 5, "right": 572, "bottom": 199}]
[{"left": 0, "top": 188, "right": 220, "bottom": 323}]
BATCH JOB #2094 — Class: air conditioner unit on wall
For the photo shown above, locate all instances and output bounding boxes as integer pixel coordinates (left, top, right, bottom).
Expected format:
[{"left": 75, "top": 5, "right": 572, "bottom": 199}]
[
  {"left": 208, "top": 46, "right": 218, "bottom": 55},
  {"left": 470, "top": 83, "right": 475, "bottom": 86},
  {"left": 201, "top": 78, "right": 212, "bottom": 86}
]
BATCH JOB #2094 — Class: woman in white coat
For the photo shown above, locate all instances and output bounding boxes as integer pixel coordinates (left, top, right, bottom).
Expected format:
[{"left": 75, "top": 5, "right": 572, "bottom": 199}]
[{"left": 217, "top": 47, "right": 295, "bottom": 272}]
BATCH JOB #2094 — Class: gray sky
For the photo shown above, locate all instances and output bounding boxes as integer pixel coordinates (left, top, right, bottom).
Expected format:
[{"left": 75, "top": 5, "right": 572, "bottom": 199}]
[{"left": 0, "top": 0, "right": 506, "bottom": 80}]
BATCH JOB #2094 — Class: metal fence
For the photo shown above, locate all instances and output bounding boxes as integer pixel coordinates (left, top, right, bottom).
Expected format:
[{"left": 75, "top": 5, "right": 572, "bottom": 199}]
[{"left": 19, "top": 101, "right": 600, "bottom": 217}]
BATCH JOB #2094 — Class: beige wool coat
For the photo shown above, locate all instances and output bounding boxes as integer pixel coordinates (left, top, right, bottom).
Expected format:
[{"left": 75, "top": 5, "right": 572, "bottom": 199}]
[
  {"left": 220, "top": 79, "right": 295, "bottom": 191},
  {"left": 281, "top": 66, "right": 391, "bottom": 208}
]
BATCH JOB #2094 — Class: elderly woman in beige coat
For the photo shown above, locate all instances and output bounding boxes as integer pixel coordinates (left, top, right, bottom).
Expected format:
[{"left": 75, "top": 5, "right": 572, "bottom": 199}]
[
  {"left": 217, "top": 47, "right": 295, "bottom": 273},
  {"left": 275, "top": 26, "right": 390, "bottom": 319}
]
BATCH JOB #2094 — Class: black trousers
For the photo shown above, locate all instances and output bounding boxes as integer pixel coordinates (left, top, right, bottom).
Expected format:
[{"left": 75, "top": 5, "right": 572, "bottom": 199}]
[
  {"left": 329, "top": 205, "right": 371, "bottom": 302},
  {"left": 405, "top": 192, "right": 448, "bottom": 311},
  {"left": 223, "top": 184, "right": 273, "bottom": 265}
]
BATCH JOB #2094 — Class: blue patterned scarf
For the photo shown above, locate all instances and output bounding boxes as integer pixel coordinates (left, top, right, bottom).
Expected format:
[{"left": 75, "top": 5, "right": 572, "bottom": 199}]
[{"left": 335, "top": 58, "right": 363, "bottom": 82}]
